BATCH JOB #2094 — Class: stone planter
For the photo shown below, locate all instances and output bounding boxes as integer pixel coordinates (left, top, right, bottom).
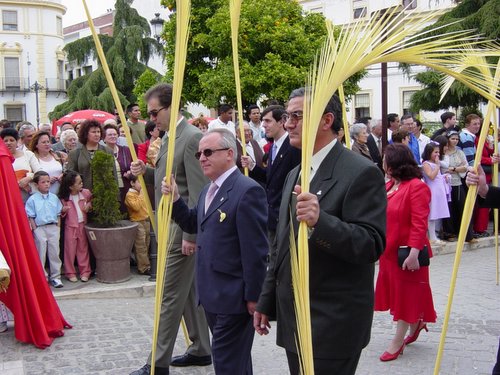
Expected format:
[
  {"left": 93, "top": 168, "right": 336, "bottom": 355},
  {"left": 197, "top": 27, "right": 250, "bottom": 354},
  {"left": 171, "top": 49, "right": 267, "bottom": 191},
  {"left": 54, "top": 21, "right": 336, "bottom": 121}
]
[{"left": 85, "top": 220, "right": 138, "bottom": 283}]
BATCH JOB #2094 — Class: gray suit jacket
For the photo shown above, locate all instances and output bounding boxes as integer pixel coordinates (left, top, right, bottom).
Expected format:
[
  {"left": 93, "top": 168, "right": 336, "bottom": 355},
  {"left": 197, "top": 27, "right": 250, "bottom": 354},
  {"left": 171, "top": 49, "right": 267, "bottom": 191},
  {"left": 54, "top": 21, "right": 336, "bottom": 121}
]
[
  {"left": 257, "top": 141, "right": 386, "bottom": 359},
  {"left": 144, "top": 118, "right": 207, "bottom": 243}
]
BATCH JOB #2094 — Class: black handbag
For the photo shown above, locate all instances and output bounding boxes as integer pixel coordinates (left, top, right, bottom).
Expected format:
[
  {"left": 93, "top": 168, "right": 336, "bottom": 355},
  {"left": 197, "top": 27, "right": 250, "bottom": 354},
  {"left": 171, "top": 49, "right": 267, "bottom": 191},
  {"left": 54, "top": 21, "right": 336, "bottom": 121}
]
[{"left": 398, "top": 245, "right": 430, "bottom": 268}]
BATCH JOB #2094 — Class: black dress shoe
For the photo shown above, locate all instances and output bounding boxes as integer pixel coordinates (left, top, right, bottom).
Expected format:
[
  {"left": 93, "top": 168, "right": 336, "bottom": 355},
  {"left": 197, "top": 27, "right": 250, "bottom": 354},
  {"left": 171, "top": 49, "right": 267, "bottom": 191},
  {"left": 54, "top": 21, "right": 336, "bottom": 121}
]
[
  {"left": 129, "top": 364, "right": 169, "bottom": 375},
  {"left": 170, "top": 353, "right": 212, "bottom": 367},
  {"left": 130, "top": 364, "right": 151, "bottom": 375}
]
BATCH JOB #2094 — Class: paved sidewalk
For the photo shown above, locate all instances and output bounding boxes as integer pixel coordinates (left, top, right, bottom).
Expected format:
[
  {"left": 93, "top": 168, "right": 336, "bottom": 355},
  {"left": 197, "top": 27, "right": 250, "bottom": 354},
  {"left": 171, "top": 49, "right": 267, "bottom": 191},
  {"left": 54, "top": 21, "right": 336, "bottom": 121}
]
[{"left": 1, "top": 240, "right": 499, "bottom": 374}]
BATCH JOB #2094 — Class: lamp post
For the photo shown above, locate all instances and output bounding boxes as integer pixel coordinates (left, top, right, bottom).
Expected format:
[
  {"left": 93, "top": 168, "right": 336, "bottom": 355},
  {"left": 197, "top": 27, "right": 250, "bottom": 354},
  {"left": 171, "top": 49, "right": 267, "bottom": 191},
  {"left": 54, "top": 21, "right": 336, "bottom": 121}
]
[
  {"left": 30, "top": 81, "right": 45, "bottom": 128},
  {"left": 150, "top": 13, "right": 165, "bottom": 43},
  {"left": 372, "top": 1, "right": 401, "bottom": 149}
]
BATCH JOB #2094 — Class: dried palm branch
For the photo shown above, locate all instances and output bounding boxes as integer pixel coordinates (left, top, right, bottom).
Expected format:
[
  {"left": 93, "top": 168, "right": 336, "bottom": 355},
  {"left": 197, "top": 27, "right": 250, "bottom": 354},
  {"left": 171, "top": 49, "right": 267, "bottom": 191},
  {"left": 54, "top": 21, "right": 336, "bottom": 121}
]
[
  {"left": 230, "top": 0, "right": 248, "bottom": 176},
  {"left": 81, "top": 0, "right": 155, "bottom": 233},
  {"left": 152, "top": 1, "right": 191, "bottom": 374},
  {"left": 294, "top": 6, "right": 500, "bottom": 374},
  {"left": 433, "top": 58, "right": 500, "bottom": 375}
]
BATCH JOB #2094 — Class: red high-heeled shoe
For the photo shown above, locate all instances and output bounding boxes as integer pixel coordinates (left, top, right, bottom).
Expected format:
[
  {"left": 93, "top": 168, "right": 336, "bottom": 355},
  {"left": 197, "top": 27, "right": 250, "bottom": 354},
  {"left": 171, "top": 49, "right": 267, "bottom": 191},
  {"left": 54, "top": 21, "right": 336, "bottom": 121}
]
[
  {"left": 404, "top": 321, "right": 428, "bottom": 345},
  {"left": 380, "top": 343, "right": 405, "bottom": 362}
]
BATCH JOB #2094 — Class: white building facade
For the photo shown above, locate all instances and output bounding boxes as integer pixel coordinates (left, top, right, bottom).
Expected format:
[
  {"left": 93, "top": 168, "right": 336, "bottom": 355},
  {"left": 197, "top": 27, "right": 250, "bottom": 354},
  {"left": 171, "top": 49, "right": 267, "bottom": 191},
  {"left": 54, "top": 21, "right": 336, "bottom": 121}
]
[
  {"left": 62, "top": 2, "right": 213, "bottom": 119},
  {"left": 0, "top": 0, "right": 67, "bottom": 127},
  {"left": 298, "top": 0, "right": 457, "bottom": 124},
  {"left": 63, "top": 1, "right": 167, "bottom": 93}
]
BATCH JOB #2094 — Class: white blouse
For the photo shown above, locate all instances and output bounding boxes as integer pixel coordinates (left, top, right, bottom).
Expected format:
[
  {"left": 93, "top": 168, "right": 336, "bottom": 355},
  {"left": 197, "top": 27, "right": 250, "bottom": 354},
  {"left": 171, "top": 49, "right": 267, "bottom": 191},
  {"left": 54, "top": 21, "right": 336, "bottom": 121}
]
[
  {"left": 12, "top": 150, "right": 40, "bottom": 178},
  {"left": 38, "top": 156, "right": 63, "bottom": 194}
]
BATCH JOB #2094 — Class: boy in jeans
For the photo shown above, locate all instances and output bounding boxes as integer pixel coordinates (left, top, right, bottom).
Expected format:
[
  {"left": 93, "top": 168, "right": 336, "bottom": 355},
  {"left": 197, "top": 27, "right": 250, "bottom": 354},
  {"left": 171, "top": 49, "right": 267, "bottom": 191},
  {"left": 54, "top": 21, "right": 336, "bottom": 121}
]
[
  {"left": 124, "top": 175, "right": 151, "bottom": 275},
  {"left": 25, "top": 171, "right": 64, "bottom": 288}
]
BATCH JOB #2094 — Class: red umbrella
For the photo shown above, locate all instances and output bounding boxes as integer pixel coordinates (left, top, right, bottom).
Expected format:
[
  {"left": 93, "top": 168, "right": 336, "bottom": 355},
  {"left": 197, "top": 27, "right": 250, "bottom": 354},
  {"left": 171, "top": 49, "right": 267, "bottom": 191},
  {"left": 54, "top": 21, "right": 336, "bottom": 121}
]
[{"left": 54, "top": 110, "right": 116, "bottom": 128}]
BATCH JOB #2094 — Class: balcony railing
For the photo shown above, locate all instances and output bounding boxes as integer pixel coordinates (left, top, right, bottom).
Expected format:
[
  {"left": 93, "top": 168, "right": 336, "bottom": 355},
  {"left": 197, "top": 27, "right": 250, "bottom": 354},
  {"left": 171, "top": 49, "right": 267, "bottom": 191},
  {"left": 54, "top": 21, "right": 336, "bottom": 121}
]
[
  {"left": 0, "top": 77, "right": 30, "bottom": 92},
  {"left": 0, "top": 77, "right": 67, "bottom": 92},
  {"left": 45, "top": 78, "right": 67, "bottom": 92}
]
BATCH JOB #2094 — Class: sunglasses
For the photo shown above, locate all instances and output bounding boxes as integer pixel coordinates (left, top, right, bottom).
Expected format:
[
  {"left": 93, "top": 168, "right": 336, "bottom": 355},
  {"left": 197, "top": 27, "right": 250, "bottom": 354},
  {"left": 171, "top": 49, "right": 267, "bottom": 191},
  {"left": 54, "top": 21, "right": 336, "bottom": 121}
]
[
  {"left": 195, "top": 148, "right": 230, "bottom": 160},
  {"left": 147, "top": 106, "right": 168, "bottom": 118}
]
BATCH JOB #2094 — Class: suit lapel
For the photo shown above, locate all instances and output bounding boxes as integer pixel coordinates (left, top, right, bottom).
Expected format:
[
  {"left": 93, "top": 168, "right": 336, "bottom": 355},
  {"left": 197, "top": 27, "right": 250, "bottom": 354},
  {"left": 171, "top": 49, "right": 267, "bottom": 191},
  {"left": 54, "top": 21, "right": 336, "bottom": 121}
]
[
  {"left": 275, "top": 166, "right": 300, "bottom": 269},
  {"left": 201, "top": 169, "right": 239, "bottom": 225},
  {"left": 156, "top": 135, "right": 168, "bottom": 166},
  {"left": 268, "top": 136, "right": 290, "bottom": 181},
  {"left": 309, "top": 142, "right": 343, "bottom": 203},
  {"left": 155, "top": 118, "right": 189, "bottom": 166},
  {"left": 274, "top": 142, "right": 343, "bottom": 270}
]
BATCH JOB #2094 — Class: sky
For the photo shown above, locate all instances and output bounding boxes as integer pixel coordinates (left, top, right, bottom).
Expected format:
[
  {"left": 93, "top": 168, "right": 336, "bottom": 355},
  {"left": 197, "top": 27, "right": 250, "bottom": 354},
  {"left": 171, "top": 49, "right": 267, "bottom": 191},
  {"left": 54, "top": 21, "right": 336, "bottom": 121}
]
[{"left": 61, "top": 0, "right": 117, "bottom": 26}]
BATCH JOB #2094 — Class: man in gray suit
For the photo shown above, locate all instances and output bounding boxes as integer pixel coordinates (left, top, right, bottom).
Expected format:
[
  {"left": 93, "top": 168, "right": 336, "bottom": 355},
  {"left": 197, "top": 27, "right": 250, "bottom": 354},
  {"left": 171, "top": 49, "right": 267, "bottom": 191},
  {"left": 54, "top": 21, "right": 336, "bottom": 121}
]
[
  {"left": 254, "top": 88, "right": 386, "bottom": 375},
  {"left": 130, "top": 83, "right": 211, "bottom": 375}
]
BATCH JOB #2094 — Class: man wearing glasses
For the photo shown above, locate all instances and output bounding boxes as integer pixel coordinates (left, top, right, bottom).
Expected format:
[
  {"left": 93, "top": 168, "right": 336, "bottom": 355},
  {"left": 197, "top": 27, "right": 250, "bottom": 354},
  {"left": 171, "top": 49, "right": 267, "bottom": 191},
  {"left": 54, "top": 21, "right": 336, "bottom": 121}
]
[
  {"left": 129, "top": 83, "right": 211, "bottom": 375},
  {"left": 161, "top": 128, "right": 268, "bottom": 374},
  {"left": 254, "top": 88, "right": 387, "bottom": 375}
]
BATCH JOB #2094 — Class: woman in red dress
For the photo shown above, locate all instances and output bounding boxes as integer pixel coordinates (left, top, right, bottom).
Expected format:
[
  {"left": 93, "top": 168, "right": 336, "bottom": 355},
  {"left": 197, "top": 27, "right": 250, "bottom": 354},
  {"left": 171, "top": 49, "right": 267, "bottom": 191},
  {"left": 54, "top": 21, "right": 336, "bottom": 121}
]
[{"left": 375, "top": 143, "right": 436, "bottom": 361}]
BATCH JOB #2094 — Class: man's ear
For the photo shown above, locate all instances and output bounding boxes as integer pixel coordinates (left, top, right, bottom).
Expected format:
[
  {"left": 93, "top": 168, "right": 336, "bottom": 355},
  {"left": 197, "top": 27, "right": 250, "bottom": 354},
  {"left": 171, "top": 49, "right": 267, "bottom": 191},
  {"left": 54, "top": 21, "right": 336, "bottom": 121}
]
[{"left": 321, "top": 113, "right": 334, "bottom": 131}]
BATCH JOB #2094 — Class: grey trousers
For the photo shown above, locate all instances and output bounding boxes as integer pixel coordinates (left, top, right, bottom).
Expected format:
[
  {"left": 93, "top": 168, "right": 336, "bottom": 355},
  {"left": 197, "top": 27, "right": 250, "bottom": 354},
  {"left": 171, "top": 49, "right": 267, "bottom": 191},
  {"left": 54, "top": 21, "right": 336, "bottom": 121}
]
[
  {"left": 33, "top": 224, "right": 61, "bottom": 280},
  {"left": 147, "top": 244, "right": 211, "bottom": 367}
]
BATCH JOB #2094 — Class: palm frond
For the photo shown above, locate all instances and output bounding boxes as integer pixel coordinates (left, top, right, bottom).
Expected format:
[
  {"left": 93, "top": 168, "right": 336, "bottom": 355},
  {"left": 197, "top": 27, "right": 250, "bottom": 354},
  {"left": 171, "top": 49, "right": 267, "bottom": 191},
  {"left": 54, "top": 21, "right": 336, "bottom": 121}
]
[
  {"left": 152, "top": 1, "right": 191, "bottom": 374},
  {"left": 295, "top": 7, "right": 500, "bottom": 375},
  {"left": 230, "top": 0, "right": 248, "bottom": 176}
]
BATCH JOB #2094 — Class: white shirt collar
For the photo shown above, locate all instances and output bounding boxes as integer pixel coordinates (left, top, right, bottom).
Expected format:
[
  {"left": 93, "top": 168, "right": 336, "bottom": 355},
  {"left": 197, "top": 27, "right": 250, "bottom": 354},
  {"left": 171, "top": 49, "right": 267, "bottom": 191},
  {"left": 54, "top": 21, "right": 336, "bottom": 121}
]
[
  {"left": 273, "top": 132, "right": 288, "bottom": 154},
  {"left": 310, "top": 138, "right": 337, "bottom": 181},
  {"left": 462, "top": 128, "right": 476, "bottom": 138},
  {"left": 213, "top": 165, "right": 238, "bottom": 189}
]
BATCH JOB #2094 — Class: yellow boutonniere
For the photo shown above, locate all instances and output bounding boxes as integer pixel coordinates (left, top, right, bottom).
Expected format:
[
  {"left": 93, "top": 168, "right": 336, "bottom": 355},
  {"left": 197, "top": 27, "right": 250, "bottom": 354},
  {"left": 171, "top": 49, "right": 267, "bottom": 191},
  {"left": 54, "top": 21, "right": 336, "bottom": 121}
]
[{"left": 218, "top": 209, "right": 226, "bottom": 222}]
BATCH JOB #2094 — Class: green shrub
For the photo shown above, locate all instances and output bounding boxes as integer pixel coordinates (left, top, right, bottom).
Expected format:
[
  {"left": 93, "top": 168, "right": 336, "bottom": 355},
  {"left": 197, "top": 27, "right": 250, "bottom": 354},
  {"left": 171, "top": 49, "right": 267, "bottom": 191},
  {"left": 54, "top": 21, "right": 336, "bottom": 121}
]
[{"left": 90, "top": 150, "right": 123, "bottom": 226}]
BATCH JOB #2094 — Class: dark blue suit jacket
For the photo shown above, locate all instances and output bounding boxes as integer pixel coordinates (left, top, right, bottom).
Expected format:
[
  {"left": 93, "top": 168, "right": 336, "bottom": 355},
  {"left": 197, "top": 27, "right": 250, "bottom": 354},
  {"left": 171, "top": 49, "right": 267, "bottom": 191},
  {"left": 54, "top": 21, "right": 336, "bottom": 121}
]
[
  {"left": 172, "top": 168, "right": 269, "bottom": 314},
  {"left": 249, "top": 136, "right": 301, "bottom": 232}
]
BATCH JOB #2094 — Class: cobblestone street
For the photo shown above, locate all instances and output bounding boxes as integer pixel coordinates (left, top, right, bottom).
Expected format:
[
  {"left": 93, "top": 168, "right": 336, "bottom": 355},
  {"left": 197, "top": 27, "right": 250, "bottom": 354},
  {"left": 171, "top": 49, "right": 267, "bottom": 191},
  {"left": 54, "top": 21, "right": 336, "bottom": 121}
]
[{"left": 1, "top": 244, "right": 499, "bottom": 374}]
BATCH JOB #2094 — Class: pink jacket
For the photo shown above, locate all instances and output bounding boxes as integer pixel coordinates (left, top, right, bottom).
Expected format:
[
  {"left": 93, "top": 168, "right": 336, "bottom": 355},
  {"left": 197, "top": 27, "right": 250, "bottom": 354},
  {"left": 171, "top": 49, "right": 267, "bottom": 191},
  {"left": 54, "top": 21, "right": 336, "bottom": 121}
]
[{"left": 60, "top": 189, "right": 92, "bottom": 228}]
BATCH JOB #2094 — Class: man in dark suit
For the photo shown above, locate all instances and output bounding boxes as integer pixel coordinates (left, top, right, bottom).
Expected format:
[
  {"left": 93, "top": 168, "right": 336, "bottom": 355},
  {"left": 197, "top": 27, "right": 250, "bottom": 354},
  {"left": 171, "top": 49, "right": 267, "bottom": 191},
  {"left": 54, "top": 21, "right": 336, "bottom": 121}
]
[
  {"left": 241, "top": 105, "right": 301, "bottom": 245},
  {"left": 254, "top": 88, "right": 387, "bottom": 375},
  {"left": 466, "top": 167, "right": 500, "bottom": 375},
  {"left": 366, "top": 119, "right": 383, "bottom": 171},
  {"left": 130, "top": 83, "right": 211, "bottom": 375},
  {"left": 162, "top": 128, "right": 268, "bottom": 375}
]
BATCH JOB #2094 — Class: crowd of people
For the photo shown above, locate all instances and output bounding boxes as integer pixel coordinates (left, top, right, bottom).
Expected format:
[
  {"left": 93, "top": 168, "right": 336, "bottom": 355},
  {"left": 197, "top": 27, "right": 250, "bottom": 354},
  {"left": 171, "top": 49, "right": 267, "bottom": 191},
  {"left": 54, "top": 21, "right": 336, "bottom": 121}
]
[
  {"left": 349, "top": 111, "right": 498, "bottom": 247},
  {"left": 0, "top": 86, "right": 498, "bottom": 375}
]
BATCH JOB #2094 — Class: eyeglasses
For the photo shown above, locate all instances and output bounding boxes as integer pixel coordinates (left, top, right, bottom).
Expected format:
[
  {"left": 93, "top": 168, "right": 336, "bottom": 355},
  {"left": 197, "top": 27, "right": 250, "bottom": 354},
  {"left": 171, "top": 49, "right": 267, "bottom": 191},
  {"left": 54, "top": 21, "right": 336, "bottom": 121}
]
[
  {"left": 281, "top": 111, "right": 303, "bottom": 123},
  {"left": 195, "top": 148, "right": 230, "bottom": 160},
  {"left": 147, "top": 106, "right": 168, "bottom": 118}
]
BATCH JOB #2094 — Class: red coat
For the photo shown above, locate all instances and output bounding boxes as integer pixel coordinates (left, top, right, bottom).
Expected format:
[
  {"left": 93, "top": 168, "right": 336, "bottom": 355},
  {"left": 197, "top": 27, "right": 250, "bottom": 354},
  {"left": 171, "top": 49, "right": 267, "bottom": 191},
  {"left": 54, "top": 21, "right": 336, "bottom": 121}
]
[
  {"left": 477, "top": 137, "right": 495, "bottom": 184},
  {"left": 375, "top": 178, "right": 437, "bottom": 323},
  {"left": 0, "top": 139, "right": 71, "bottom": 348}
]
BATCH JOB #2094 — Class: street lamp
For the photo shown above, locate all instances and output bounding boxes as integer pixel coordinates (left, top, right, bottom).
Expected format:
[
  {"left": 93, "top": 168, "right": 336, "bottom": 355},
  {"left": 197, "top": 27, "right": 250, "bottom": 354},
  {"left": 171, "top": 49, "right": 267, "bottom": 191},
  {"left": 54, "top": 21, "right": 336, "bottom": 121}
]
[
  {"left": 30, "top": 81, "right": 45, "bottom": 128},
  {"left": 150, "top": 13, "right": 165, "bottom": 43}
]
